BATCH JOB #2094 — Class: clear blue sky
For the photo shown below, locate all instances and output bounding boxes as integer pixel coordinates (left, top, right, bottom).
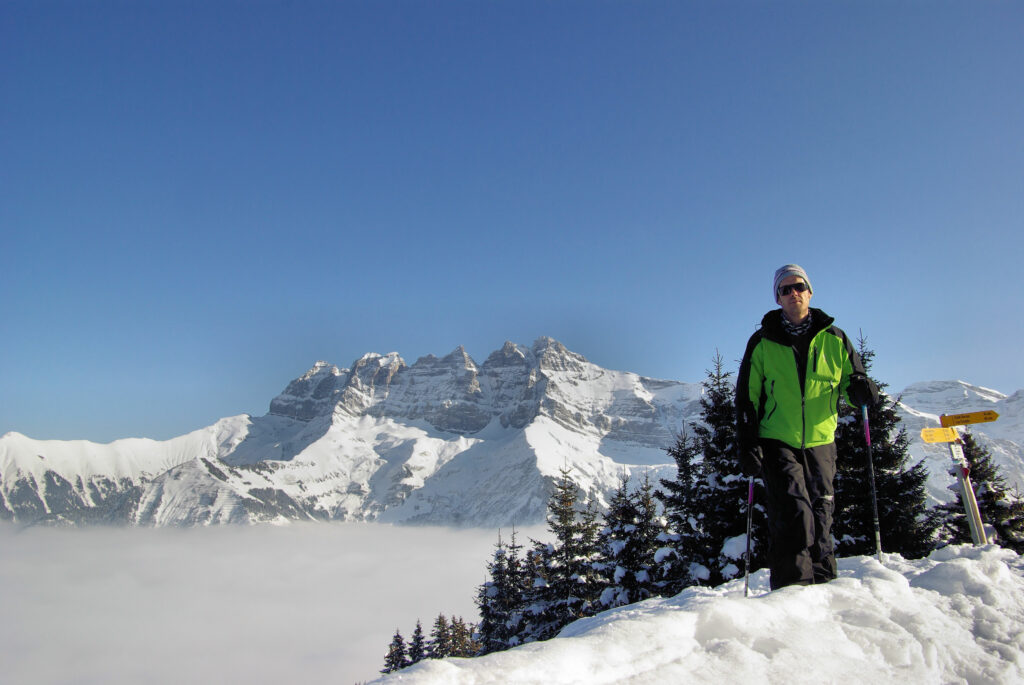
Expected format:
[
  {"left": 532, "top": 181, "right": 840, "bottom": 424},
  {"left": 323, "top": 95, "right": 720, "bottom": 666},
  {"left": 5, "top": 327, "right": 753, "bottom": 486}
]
[{"left": 3, "top": 1, "right": 1022, "bottom": 442}]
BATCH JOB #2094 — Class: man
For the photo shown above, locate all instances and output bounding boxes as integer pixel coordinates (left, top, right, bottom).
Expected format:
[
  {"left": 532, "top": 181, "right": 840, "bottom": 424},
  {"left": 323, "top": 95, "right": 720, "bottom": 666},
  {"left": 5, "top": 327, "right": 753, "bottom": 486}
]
[{"left": 736, "top": 264, "right": 878, "bottom": 590}]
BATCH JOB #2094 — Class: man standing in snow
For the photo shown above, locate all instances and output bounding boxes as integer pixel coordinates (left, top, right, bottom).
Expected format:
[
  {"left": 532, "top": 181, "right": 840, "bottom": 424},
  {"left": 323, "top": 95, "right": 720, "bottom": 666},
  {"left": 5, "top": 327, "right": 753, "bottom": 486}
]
[{"left": 736, "top": 264, "right": 878, "bottom": 590}]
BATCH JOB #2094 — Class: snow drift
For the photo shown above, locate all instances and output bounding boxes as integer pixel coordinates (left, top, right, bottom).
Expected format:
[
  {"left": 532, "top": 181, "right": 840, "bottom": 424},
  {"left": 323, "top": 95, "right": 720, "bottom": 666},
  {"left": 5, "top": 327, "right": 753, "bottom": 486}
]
[{"left": 374, "top": 545, "right": 1024, "bottom": 684}]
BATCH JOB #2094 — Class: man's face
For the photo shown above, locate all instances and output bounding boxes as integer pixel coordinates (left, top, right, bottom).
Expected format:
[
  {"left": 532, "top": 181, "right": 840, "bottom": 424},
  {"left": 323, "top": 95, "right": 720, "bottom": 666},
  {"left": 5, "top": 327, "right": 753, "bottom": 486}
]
[{"left": 777, "top": 275, "right": 812, "bottom": 323}]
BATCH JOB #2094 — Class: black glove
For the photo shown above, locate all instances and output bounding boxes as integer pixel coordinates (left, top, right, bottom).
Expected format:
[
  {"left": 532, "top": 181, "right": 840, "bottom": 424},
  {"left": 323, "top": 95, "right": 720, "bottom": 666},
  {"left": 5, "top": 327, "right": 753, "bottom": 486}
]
[
  {"left": 739, "top": 444, "right": 763, "bottom": 478},
  {"left": 848, "top": 374, "right": 880, "bottom": 408}
]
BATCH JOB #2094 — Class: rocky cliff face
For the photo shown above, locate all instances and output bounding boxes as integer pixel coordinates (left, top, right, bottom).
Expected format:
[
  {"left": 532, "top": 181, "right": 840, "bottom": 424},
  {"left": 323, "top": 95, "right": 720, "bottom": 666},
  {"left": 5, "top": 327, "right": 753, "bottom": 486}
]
[
  {"left": 265, "top": 338, "right": 698, "bottom": 451},
  {"left": 2, "top": 341, "right": 1021, "bottom": 528}
]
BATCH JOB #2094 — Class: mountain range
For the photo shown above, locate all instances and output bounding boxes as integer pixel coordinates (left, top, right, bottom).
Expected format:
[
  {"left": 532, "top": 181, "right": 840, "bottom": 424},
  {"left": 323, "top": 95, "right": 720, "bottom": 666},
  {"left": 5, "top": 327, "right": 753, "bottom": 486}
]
[{"left": 2, "top": 337, "right": 1021, "bottom": 527}]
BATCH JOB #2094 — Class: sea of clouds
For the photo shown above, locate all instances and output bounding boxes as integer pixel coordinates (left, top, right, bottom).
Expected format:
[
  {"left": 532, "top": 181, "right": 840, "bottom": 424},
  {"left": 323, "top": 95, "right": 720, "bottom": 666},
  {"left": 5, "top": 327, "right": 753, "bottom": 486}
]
[{"left": 0, "top": 522, "right": 542, "bottom": 684}]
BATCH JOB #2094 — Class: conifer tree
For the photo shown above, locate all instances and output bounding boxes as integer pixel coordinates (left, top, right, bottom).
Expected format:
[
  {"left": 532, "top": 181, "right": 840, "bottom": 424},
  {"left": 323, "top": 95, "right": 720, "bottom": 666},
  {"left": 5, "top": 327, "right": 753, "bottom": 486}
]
[
  {"left": 515, "top": 546, "right": 548, "bottom": 644},
  {"left": 476, "top": 534, "right": 510, "bottom": 654},
  {"left": 381, "top": 628, "right": 409, "bottom": 674},
  {"left": 626, "top": 471, "right": 667, "bottom": 601},
  {"left": 427, "top": 614, "right": 452, "bottom": 659},
  {"left": 407, "top": 620, "right": 426, "bottom": 665},
  {"left": 449, "top": 617, "right": 480, "bottom": 657},
  {"left": 476, "top": 529, "right": 529, "bottom": 654},
  {"left": 936, "top": 431, "right": 1024, "bottom": 554},
  {"left": 694, "top": 352, "right": 768, "bottom": 585},
  {"left": 665, "top": 352, "right": 768, "bottom": 588},
  {"left": 595, "top": 471, "right": 666, "bottom": 608},
  {"left": 655, "top": 428, "right": 703, "bottom": 594},
  {"left": 520, "top": 467, "right": 602, "bottom": 642},
  {"left": 833, "top": 337, "right": 938, "bottom": 559}
]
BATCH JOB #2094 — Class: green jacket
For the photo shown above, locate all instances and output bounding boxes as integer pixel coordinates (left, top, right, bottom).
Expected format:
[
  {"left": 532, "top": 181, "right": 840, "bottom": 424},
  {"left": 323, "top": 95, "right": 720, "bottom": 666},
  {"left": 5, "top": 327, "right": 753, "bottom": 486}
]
[{"left": 736, "top": 308, "right": 866, "bottom": 450}]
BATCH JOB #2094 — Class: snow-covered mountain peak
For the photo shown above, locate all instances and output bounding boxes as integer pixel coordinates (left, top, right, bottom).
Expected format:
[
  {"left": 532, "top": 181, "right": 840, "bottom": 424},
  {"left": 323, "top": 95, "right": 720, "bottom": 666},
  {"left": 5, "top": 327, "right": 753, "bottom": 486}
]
[
  {"left": 899, "top": 380, "right": 1007, "bottom": 414},
  {"left": 309, "top": 359, "right": 336, "bottom": 373},
  {"left": 531, "top": 336, "right": 591, "bottom": 373},
  {"left": 269, "top": 337, "right": 644, "bottom": 439},
  {"left": 413, "top": 346, "right": 479, "bottom": 374},
  {"left": 442, "top": 344, "right": 474, "bottom": 365},
  {"left": 356, "top": 351, "right": 404, "bottom": 366},
  {"left": 268, "top": 361, "right": 348, "bottom": 421},
  {"left": 481, "top": 341, "right": 530, "bottom": 370},
  {"left": 349, "top": 352, "right": 405, "bottom": 386}
]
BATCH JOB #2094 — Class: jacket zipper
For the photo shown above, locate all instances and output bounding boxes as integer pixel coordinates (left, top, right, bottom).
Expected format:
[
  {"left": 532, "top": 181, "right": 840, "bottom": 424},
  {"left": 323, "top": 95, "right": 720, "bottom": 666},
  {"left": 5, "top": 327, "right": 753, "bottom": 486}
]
[
  {"left": 764, "top": 380, "right": 777, "bottom": 424},
  {"left": 801, "top": 395, "right": 806, "bottom": 449},
  {"left": 799, "top": 343, "right": 814, "bottom": 449}
]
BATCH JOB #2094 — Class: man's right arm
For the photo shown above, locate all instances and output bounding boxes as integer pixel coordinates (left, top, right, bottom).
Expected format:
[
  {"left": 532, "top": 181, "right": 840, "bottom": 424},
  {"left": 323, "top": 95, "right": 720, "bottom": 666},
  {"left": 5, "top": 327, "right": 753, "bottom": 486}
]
[
  {"left": 735, "top": 333, "right": 764, "bottom": 476},
  {"left": 735, "top": 333, "right": 762, "bottom": 448}
]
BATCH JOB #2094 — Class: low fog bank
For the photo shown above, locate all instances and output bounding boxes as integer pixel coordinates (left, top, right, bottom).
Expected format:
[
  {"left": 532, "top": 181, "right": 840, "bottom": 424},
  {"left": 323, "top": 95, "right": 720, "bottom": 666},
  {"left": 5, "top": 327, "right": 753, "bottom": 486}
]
[{"left": 0, "top": 522, "right": 542, "bottom": 684}]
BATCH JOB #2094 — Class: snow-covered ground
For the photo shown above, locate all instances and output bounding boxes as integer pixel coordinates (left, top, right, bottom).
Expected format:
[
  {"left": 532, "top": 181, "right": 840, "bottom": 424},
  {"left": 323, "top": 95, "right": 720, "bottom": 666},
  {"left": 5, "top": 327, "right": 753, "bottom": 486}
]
[{"left": 376, "top": 545, "right": 1024, "bottom": 685}]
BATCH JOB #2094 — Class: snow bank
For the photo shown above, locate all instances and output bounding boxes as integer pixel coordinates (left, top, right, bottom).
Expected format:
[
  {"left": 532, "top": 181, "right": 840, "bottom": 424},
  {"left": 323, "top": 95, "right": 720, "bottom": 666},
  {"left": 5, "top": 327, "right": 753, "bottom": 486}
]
[{"left": 376, "top": 545, "right": 1024, "bottom": 684}]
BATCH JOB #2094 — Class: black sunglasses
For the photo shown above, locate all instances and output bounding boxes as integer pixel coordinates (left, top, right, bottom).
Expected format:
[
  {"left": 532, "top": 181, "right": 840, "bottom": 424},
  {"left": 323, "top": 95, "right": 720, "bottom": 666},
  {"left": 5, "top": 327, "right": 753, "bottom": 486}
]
[{"left": 778, "top": 282, "right": 809, "bottom": 296}]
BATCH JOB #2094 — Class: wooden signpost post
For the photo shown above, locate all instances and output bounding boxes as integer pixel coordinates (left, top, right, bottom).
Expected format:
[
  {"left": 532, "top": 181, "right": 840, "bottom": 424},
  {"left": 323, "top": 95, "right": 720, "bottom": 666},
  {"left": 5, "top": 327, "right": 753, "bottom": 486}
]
[{"left": 921, "top": 410, "right": 1000, "bottom": 546}]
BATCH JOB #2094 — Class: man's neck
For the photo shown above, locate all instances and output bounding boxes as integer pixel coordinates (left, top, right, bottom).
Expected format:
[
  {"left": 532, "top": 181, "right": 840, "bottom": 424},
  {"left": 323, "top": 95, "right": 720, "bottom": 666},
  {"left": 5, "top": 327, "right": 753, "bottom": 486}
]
[
  {"left": 783, "top": 310, "right": 809, "bottom": 325},
  {"left": 780, "top": 309, "right": 813, "bottom": 337}
]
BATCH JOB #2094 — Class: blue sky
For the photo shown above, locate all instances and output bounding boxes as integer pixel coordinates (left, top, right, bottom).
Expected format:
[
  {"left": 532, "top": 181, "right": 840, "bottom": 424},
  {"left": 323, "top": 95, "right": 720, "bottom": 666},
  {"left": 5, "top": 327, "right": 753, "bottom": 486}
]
[{"left": 3, "top": 1, "right": 1023, "bottom": 442}]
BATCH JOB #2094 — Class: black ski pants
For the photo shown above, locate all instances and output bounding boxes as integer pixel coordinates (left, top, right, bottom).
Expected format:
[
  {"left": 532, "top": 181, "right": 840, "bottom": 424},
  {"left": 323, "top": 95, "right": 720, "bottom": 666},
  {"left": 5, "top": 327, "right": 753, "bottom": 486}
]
[{"left": 759, "top": 439, "right": 837, "bottom": 590}]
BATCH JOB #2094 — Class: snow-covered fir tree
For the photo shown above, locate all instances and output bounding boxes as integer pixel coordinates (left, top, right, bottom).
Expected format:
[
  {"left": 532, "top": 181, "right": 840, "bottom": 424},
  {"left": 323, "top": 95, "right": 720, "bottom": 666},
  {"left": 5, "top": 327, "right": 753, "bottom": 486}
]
[
  {"left": 476, "top": 529, "right": 530, "bottom": 654},
  {"left": 936, "top": 431, "right": 1024, "bottom": 554},
  {"left": 407, "top": 620, "right": 426, "bottom": 665},
  {"left": 519, "top": 467, "right": 602, "bottom": 643},
  {"left": 833, "top": 338, "right": 937, "bottom": 559},
  {"left": 385, "top": 614, "right": 477, "bottom": 671},
  {"left": 381, "top": 628, "right": 409, "bottom": 674},
  {"left": 476, "top": 535, "right": 512, "bottom": 653},
  {"left": 655, "top": 428, "right": 704, "bottom": 595},
  {"left": 677, "top": 352, "right": 768, "bottom": 587},
  {"left": 427, "top": 614, "right": 452, "bottom": 659},
  {"left": 594, "top": 471, "right": 666, "bottom": 608}
]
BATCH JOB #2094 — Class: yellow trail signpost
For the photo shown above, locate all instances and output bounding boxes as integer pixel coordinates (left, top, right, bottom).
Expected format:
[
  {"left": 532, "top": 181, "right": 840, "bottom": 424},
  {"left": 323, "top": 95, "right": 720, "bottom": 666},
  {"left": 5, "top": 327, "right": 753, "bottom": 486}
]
[
  {"left": 940, "top": 411, "right": 1000, "bottom": 427},
  {"left": 927, "top": 409, "right": 1000, "bottom": 546},
  {"left": 920, "top": 427, "right": 959, "bottom": 443}
]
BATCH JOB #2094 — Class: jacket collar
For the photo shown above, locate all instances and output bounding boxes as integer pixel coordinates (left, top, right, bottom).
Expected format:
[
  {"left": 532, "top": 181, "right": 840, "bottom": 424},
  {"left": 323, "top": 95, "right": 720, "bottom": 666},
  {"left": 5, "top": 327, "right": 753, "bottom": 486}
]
[{"left": 759, "top": 307, "right": 835, "bottom": 345}]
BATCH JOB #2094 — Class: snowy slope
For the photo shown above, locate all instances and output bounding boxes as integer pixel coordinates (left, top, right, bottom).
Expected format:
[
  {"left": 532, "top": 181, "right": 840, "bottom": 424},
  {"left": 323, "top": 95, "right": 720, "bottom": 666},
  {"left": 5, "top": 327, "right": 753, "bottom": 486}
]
[
  {"left": 0, "top": 416, "right": 251, "bottom": 523},
  {"left": 373, "top": 545, "right": 1024, "bottom": 684},
  {"left": 896, "top": 380, "right": 1024, "bottom": 502},
  {"left": 1, "top": 339, "right": 1022, "bottom": 527}
]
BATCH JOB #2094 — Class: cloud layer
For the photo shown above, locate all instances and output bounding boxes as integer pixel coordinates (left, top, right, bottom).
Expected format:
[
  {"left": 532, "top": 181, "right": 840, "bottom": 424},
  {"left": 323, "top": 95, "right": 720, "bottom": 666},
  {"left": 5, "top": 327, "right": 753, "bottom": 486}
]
[{"left": 1, "top": 523, "right": 542, "bottom": 683}]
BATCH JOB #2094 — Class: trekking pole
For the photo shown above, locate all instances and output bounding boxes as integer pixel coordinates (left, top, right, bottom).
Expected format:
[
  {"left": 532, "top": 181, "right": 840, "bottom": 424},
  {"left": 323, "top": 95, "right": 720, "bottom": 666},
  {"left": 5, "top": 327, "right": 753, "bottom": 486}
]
[
  {"left": 743, "top": 476, "right": 754, "bottom": 597},
  {"left": 861, "top": 404, "right": 883, "bottom": 563}
]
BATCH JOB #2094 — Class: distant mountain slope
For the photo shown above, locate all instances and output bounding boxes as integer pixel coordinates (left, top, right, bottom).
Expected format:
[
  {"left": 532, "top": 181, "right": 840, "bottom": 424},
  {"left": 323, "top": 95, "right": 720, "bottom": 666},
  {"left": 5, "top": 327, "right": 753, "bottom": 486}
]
[
  {"left": 1, "top": 339, "right": 1021, "bottom": 526},
  {"left": 0, "top": 417, "right": 251, "bottom": 524}
]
